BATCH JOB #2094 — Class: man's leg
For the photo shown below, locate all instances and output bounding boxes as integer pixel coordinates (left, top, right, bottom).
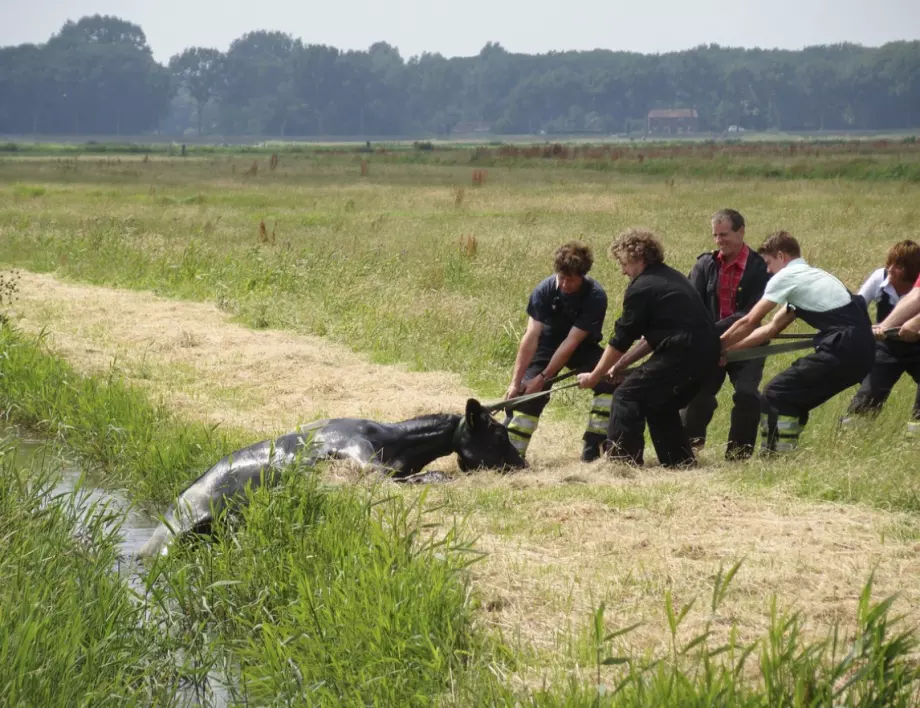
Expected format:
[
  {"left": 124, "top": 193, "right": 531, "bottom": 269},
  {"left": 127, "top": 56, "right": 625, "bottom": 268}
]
[
  {"left": 761, "top": 350, "right": 865, "bottom": 455},
  {"left": 606, "top": 373, "right": 647, "bottom": 466},
  {"left": 841, "top": 347, "right": 904, "bottom": 426},
  {"left": 647, "top": 406, "right": 697, "bottom": 468},
  {"left": 680, "top": 366, "right": 728, "bottom": 450},
  {"left": 568, "top": 345, "right": 616, "bottom": 462},
  {"left": 725, "top": 358, "right": 765, "bottom": 460},
  {"left": 503, "top": 360, "right": 551, "bottom": 459},
  {"left": 904, "top": 358, "right": 920, "bottom": 437}
]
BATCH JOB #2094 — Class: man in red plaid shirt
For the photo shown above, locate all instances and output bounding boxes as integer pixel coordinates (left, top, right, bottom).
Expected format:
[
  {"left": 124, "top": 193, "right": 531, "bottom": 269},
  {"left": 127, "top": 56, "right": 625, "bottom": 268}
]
[{"left": 681, "top": 210, "right": 771, "bottom": 459}]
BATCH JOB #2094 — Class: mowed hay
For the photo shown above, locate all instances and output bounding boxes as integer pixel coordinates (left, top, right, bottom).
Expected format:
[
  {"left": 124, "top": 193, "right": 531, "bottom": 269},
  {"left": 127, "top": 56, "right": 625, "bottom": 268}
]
[
  {"left": 12, "top": 272, "right": 474, "bottom": 436},
  {"left": 10, "top": 270, "right": 920, "bottom": 664},
  {"left": 439, "top": 474, "right": 920, "bottom": 656}
]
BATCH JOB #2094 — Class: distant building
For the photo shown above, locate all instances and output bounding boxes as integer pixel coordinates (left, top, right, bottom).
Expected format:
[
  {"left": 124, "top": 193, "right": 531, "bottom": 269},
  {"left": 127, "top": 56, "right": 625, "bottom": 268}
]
[
  {"left": 646, "top": 109, "right": 699, "bottom": 135},
  {"left": 451, "top": 121, "right": 492, "bottom": 135}
]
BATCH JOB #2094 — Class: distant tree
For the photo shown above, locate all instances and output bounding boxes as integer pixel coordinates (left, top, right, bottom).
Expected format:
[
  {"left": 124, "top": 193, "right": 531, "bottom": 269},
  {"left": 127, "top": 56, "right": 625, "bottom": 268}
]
[
  {"left": 169, "top": 48, "right": 224, "bottom": 135},
  {"left": 1, "top": 16, "right": 919, "bottom": 137}
]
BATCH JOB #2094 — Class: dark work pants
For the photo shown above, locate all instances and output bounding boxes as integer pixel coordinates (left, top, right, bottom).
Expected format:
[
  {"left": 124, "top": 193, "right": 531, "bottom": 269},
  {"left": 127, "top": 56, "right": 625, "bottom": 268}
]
[
  {"left": 680, "top": 358, "right": 765, "bottom": 460},
  {"left": 504, "top": 343, "right": 616, "bottom": 453},
  {"left": 607, "top": 352, "right": 717, "bottom": 468},
  {"left": 845, "top": 344, "right": 920, "bottom": 420},
  {"left": 761, "top": 344, "right": 874, "bottom": 452}
]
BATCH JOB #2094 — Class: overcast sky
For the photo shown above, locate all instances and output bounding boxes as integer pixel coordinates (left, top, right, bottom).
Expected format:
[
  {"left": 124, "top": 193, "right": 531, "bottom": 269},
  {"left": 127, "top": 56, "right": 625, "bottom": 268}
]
[{"left": 2, "top": 0, "right": 918, "bottom": 63}]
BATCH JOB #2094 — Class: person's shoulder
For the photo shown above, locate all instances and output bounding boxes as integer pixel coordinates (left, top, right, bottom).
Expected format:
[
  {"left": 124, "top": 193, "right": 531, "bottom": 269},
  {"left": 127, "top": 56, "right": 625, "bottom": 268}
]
[
  {"left": 695, "top": 250, "right": 718, "bottom": 264},
  {"left": 585, "top": 276, "right": 607, "bottom": 297},
  {"left": 531, "top": 275, "right": 556, "bottom": 295}
]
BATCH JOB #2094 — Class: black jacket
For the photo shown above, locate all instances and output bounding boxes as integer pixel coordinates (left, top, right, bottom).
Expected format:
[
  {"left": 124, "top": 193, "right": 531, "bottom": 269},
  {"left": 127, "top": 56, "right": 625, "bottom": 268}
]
[
  {"left": 610, "top": 262, "right": 718, "bottom": 361},
  {"left": 687, "top": 248, "right": 770, "bottom": 335}
]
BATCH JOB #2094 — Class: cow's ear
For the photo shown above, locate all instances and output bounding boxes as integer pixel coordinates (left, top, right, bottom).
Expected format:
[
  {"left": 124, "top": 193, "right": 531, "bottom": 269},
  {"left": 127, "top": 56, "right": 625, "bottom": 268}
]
[{"left": 465, "top": 398, "right": 483, "bottom": 429}]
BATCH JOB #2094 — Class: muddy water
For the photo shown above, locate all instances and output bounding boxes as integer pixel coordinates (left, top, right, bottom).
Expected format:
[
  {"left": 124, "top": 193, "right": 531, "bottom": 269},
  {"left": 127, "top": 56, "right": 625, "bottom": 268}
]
[{"left": 1, "top": 424, "right": 159, "bottom": 559}]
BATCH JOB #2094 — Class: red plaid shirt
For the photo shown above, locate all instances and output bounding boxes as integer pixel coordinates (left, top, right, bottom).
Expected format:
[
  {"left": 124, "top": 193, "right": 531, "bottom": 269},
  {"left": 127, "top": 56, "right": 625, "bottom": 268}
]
[{"left": 717, "top": 244, "right": 750, "bottom": 320}]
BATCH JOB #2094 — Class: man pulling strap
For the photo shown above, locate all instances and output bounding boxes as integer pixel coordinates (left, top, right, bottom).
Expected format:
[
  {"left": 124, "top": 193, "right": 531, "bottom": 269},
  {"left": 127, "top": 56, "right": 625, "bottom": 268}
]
[
  {"left": 577, "top": 229, "right": 720, "bottom": 468},
  {"left": 503, "top": 241, "right": 615, "bottom": 462},
  {"left": 840, "top": 240, "right": 920, "bottom": 436},
  {"left": 875, "top": 261, "right": 920, "bottom": 344},
  {"left": 720, "top": 231, "right": 875, "bottom": 454}
]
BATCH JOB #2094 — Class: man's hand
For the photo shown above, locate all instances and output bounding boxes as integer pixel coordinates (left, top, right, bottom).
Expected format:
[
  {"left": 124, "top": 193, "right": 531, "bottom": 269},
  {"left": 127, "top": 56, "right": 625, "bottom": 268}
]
[
  {"left": 504, "top": 382, "right": 523, "bottom": 400},
  {"left": 577, "top": 372, "right": 600, "bottom": 389},
  {"left": 606, "top": 363, "right": 627, "bottom": 385},
  {"left": 872, "top": 325, "right": 888, "bottom": 341},
  {"left": 522, "top": 374, "right": 546, "bottom": 395},
  {"left": 899, "top": 322, "right": 920, "bottom": 343}
]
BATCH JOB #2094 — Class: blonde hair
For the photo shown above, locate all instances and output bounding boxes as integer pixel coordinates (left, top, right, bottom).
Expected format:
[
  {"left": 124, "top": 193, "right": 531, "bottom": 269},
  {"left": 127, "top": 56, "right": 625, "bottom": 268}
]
[{"left": 608, "top": 228, "right": 665, "bottom": 266}]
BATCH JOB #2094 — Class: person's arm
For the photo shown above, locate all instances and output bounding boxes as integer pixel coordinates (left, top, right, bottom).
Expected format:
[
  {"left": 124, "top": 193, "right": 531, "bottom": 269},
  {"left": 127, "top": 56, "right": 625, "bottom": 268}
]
[
  {"left": 577, "top": 282, "right": 647, "bottom": 389},
  {"left": 577, "top": 344, "right": 624, "bottom": 389},
  {"left": 877, "top": 288, "right": 920, "bottom": 332},
  {"left": 522, "top": 326, "right": 590, "bottom": 394},
  {"left": 612, "top": 338, "right": 651, "bottom": 373},
  {"left": 857, "top": 268, "right": 884, "bottom": 304},
  {"left": 899, "top": 312, "right": 920, "bottom": 343},
  {"left": 687, "top": 256, "right": 709, "bottom": 302},
  {"left": 725, "top": 306, "right": 796, "bottom": 352},
  {"left": 720, "top": 298, "right": 778, "bottom": 350},
  {"left": 506, "top": 318, "right": 543, "bottom": 399}
]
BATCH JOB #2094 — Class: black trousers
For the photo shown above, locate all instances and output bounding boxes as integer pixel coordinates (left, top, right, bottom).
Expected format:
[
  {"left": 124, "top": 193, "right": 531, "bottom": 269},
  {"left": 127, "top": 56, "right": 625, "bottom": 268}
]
[
  {"left": 761, "top": 344, "right": 874, "bottom": 451},
  {"left": 845, "top": 344, "right": 920, "bottom": 420},
  {"left": 508, "top": 343, "right": 615, "bottom": 439},
  {"left": 680, "top": 358, "right": 765, "bottom": 460},
  {"left": 607, "top": 351, "right": 717, "bottom": 468}
]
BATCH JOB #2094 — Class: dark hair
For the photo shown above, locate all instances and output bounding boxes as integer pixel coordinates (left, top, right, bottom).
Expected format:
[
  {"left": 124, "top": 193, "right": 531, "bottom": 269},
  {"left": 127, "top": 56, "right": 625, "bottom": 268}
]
[
  {"left": 609, "top": 228, "right": 665, "bottom": 266},
  {"left": 553, "top": 241, "right": 593, "bottom": 276},
  {"left": 758, "top": 231, "right": 801, "bottom": 259},
  {"left": 886, "top": 240, "right": 920, "bottom": 283},
  {"left": 712, "top": 209, "right": 745, "bottom": 232}
]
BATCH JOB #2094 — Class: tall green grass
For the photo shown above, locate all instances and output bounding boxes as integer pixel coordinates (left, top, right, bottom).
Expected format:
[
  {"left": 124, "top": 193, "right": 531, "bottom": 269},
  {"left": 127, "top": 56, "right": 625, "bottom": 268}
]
[
  {"left": 143, "top": 474, "right": 508, "bottom": 705},
  {"left": 0, "top": 446, "right": 181, "bottom": 704},
  {"left": 522, "top": 564, "right": 920, "bottom": 706}
]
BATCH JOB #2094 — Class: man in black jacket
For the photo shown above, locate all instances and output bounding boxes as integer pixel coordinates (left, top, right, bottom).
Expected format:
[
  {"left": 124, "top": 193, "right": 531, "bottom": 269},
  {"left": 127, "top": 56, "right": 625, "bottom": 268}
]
[
  {"left": 680, "top": 209, "right": 770, "bottom": 460},
  {"left": 577, "top": 229, "right": 720, "bottom": 468}
]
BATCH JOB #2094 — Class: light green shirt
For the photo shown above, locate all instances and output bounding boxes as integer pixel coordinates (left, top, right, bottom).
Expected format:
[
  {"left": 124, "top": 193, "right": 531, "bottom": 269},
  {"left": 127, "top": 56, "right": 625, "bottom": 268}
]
[{"left": 763, "top": 258, "right": 851, "bottom": 312}]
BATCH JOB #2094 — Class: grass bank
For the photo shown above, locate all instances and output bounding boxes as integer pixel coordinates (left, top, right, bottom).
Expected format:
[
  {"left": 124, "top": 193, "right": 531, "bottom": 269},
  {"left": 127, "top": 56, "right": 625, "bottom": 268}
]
[
  {"left": 0, "top": 450, "right": 182, "bottom": 704},
  {"left": 0, "top": 325, "right": 507, "bottom": 704}
]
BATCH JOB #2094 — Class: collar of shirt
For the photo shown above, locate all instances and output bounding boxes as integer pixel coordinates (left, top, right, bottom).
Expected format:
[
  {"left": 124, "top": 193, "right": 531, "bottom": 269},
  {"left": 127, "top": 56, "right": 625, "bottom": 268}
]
[
  {"left": 717, "top": 243, "right": 750, "bottom": 271},
  {"left": 879, "top": 272, "right": 902, "bottom": 302}
]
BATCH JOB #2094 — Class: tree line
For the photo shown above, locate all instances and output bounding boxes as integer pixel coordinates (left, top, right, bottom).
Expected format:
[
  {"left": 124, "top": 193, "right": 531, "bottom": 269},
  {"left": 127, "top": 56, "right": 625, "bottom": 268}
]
[{"left": 1, "top": 15, "right": 918, "bottom": 138}]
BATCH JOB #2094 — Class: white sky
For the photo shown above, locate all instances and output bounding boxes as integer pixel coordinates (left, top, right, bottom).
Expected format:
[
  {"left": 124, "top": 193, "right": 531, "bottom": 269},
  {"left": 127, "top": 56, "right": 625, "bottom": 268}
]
[{"left": 1, "top": 0, "right": 918, "bottom": 63}]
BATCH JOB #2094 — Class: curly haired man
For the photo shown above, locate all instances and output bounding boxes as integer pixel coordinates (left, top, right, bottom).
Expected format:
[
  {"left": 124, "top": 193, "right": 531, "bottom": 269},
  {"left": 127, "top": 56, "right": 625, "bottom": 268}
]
[{"left": 577, "top": 229, "right": 720, "bottom": 468}]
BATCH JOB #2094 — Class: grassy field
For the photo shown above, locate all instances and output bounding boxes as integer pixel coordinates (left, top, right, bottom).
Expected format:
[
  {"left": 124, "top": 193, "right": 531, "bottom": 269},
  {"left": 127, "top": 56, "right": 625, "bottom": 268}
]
[{"left": 2, "top": 143, "right": 920, "bottom": 703}]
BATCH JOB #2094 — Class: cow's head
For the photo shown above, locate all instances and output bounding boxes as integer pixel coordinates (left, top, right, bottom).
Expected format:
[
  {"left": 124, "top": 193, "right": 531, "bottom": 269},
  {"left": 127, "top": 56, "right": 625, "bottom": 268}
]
[{"left": 454, "top": 398, "right": 527, "bottom": 472}]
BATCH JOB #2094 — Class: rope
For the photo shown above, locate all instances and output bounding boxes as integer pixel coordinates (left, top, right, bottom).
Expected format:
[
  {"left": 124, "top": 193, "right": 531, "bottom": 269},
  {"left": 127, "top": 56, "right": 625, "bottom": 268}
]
[{"left": 487, "top": 327, "right": 906, "bottom": 413}]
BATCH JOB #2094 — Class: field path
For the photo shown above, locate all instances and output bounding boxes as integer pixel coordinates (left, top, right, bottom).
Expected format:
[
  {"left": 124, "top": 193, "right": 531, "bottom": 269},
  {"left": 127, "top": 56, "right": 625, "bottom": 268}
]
[{"left": 12, "top": 270, "right": 478, "bottom": 437}]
